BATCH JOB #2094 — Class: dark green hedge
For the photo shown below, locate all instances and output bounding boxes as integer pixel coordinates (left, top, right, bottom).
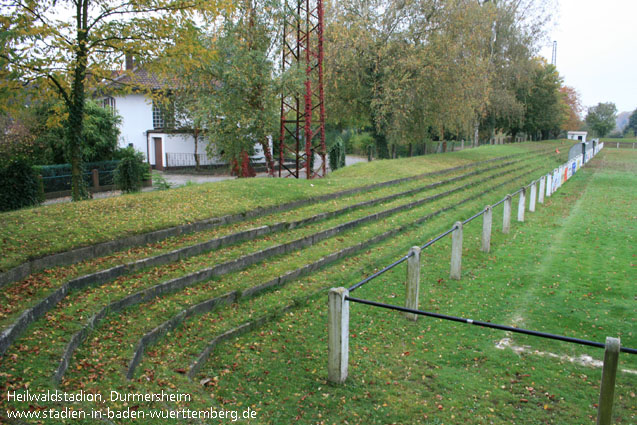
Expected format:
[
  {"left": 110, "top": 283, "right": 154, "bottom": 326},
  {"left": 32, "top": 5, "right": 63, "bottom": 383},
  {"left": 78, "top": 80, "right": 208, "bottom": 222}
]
[{"left": 0, "top": 159, "right": 44, "bottom": 212}]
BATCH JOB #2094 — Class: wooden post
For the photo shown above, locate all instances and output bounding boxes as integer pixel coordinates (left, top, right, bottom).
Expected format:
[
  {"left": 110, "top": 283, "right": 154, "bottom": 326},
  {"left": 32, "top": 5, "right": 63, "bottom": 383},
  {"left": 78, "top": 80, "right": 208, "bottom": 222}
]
[
  {"left": 450, "top": 222, "right": 463, "bottom": 280},
  {"left": 405, "top": 246, "right": 421, "bottom": 321},
  {"left": 502, "top": 195, "right": 512, "bottom": 234},
  {"left": 517, "top": 187, "right": 526, "bottom": 222},
  {"left": 538, "top": 176, "right": 545, "bottom": 204},
  {"left": 546, "top": 173, "right": 553, "bottom": 198},
  {"left": 529, "top": 181, "right": 537, "bottom": 212},
  {"left": 91, "top": 169, "right": 99, "bottom": 189},
  {"left": 328, "top": 287, "right": 349, "bottom": 384},
  {"left": 481, "top": 205, "right": 492, "bottom": 253},
  {"left": 596, "top": 337, "right": 620, "bottom": 425}
]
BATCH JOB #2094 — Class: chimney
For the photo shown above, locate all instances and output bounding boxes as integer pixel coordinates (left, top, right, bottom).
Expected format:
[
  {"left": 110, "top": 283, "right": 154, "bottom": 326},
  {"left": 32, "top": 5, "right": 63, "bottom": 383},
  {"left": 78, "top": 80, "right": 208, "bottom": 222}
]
[{"left": 125, "top": 54, "right": 134, "bottom": 71}]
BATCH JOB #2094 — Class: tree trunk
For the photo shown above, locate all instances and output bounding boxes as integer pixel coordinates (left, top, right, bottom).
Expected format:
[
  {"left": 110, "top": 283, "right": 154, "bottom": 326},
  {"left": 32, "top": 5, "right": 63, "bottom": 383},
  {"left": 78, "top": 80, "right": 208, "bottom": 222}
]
[
  {"left": 68, "top": 0, "right": 90, "bottom": 201},
  {"left": 408, "top": 143, "right": 413, "bottom": 157},
  {"left": 260, "top": 138, "right": 275, "bottom": 176}
]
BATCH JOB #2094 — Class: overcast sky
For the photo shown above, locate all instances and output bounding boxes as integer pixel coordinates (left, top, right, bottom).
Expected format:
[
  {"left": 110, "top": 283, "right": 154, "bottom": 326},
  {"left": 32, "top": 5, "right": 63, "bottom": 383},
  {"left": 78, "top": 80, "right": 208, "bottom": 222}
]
[{"left": 539, "top": 0, "right": 637, "bottom": 114}]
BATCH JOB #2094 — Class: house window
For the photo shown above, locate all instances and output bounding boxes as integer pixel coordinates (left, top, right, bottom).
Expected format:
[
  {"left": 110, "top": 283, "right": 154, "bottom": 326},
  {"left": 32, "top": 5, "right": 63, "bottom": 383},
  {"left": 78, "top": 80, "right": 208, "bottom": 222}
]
[
  {"left": 152, "top": 98, "right": 175, "bottom": 130},
  {"left": 101, "top": 96, "right": 116, "bottom": 113}
]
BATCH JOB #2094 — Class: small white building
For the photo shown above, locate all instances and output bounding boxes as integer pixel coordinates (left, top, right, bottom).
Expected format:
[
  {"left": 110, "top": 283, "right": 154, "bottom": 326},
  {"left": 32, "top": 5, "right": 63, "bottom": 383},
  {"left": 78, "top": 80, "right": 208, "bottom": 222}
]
[
  {"left": 99, "top": 65, "right": 269, "bottom": 170},
  {"left": 567, "top": 131, "right": 587, "bottom": 143}
]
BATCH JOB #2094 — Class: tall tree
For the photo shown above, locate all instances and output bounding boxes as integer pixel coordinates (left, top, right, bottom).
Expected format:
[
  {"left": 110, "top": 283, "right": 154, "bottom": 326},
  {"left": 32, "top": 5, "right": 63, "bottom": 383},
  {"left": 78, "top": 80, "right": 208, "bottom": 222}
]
[
  {"left": 585, "top": 102, "right": 617, "bottom": 138},
  {"left": 559, "top": 85, "right": 583, "bottom": 131},
  {"left": 1, "top": 0, "right": 227, "bottom": 199},
  {"left": 187, "top": 0, "right": 281, "bottom": 177},
  {"left": 625, "top": 109, "right": 637, "bottom": 137}
]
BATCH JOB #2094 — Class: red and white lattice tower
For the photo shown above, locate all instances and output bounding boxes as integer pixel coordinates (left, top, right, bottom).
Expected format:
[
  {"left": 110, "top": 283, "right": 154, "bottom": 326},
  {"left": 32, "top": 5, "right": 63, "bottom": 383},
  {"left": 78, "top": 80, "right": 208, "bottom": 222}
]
[{"left": 278, "top": 0, "right": 326, "bottom": 178}]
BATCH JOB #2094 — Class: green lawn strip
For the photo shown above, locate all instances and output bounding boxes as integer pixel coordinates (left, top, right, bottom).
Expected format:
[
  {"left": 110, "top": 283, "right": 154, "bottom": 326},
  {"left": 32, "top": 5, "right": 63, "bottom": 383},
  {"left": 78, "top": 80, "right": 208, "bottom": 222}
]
[
  {"left": 0, "top": 164, "right": 541, "bottom": 391},
  {"left": 0, "top": 142, "right": 563, "bottom": 272},
  {"left": 58, "top": 166, "right": 540, "bottom": 384},
  {"left": 184, "top": 150, "right": 635, "bottom": 424},
  {"left": 500, "top": 150, "right": 636, "bottom": 354},
  {"left": 0, "top": 154, "right": 531, "bottom": 330}
]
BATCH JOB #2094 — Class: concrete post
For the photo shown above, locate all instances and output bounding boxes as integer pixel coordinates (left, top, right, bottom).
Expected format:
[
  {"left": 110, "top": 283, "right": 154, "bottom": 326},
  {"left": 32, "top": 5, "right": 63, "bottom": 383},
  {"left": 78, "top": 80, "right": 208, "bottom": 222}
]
[
  {"left": 546, "top": 173, "right": 552, "bottom": 198},
  {"left": 529, "top": 181, "right": 537, "bottom": 212},
  {"left": 481, "top": 205, "right": 492, "bottom": 253},
  {"left": 405, "top": 246, "right": 421, "bottom": 321},
  {"left": 502, "top": 195, "right": 512, "bottom": 234},
  {"left": 450, "top": 222, "right": 463, "bottom": 280},
  {"left": 596, "top": 337, "right": 620, "bottom": 425},
  {"left": 616, "top": 142, "right": 619, "bottom": 149},
  {"left": 517, "top": 188, "right": 526, "bottom": 222},
  {"left": 538, "top": 176, "right": 545, "bottom": 204},
  {"left": 461, "top": 140, "right": 465, "bottom": 150},
  {"left": 328, "top": 287, "right": 349, "bottom": 384},
  {"left": 91, "top": 169, "right": 100, "bottom": 189}
]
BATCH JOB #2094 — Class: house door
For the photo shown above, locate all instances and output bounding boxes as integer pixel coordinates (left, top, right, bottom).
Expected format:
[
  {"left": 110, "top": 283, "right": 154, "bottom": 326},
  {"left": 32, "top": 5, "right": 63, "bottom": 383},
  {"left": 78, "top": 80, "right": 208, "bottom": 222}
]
[{"left": 154, "top": 138, "right": 164, "bottom": 171}]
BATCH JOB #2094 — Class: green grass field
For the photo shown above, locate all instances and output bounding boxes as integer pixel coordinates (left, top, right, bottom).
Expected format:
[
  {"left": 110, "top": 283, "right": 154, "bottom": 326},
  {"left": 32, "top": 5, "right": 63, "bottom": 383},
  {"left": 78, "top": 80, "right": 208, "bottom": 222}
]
[{"left": 1, "top": 142, "right": 634, "bottom": 424}]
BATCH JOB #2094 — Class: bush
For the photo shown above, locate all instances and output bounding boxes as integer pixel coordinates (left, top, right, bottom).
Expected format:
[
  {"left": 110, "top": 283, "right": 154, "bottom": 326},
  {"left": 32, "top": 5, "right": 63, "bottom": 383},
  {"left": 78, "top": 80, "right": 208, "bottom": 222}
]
[
  {"left": 114, "top": 147, "right": 148, "bottom": 193},
  {"left": 329, "top": 137, "right": 346, "bottom": 171},
  {"left": 0, "top": 159, "right": 43, "bottom": 212}
]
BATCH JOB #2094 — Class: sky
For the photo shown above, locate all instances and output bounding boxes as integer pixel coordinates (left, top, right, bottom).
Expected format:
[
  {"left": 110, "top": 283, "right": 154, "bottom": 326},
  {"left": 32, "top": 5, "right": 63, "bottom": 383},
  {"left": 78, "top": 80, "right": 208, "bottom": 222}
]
[{"left": 539, "top": 0, "right": 637, "bottom": 114}]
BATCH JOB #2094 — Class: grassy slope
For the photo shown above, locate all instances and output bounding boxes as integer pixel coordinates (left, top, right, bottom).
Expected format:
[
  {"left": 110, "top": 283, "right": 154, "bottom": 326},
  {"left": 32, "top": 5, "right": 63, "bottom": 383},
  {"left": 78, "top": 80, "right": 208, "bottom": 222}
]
[
  {"left": 0, "top": 143, "right": 557, "bottom": 272},
  {"left": 194, "top": 148, "right": 636, "bottom": 424}
]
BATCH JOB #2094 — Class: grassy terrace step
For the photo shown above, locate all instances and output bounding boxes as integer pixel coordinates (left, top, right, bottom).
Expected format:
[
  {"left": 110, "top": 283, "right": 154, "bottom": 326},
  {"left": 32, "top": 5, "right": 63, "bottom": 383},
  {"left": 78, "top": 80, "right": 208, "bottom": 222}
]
[
  {"left": 0, "top": 155, "right": 552, "bottom": 357},
  {"left": 0, "top": 153, "right": 531, "bottom": 331},
  {"left": 50, "top": 163, "right": 546, "bottom": 382},
  {"left": 0, "top": 148, "right": 544, "bottom": 279},
  {"left": 62, "top": 165, "right": 545, "bottom": 386}
]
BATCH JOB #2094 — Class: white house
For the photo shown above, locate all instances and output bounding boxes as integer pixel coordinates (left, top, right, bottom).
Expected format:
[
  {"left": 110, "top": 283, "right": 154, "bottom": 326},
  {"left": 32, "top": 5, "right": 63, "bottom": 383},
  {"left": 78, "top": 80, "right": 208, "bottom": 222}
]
[
  {"left": 100, "top": 64, "right": 269, "bottom": 170},
  {"left": 566, "top": 131, "right": 587, "bottom": 143}
]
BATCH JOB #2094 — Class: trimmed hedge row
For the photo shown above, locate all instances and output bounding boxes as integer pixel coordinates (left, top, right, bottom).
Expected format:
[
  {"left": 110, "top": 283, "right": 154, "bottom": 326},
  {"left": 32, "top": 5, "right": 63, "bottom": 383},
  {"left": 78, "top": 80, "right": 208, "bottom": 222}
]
[{"left": 0, "top": 159, "right": 44, "bottom": 212}]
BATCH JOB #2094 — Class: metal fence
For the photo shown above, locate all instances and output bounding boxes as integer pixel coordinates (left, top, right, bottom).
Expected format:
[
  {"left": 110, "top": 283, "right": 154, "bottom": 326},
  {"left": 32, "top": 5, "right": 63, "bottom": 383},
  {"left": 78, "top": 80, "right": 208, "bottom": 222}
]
[{"left": 165, "top": 153, "right": 225, "bottom": 169}]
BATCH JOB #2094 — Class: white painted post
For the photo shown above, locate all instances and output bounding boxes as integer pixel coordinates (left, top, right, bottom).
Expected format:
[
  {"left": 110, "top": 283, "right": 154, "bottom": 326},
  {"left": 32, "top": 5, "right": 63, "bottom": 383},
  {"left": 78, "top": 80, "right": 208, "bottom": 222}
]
[
  {"left": 546, "top": 173, "right": 553, "bottom": 198},
  {"left": 450, "top": 222, "right": 463, "bottom": 280},
  {"left": 517, "top": 188, "right": 526, "bottom": 222},
  {"left": 529, "top": 181, "right": 537, "bottom": 212},
  {"left": 538, "top": 176, "right": 545, "bottom": 204},
  {"left": 502, "top": 195, "right": 512, "bottom": 234},
  {"left": 405, "top": 246, "right": 421, "bottom": 321},
  {"left": 481, "top": 205, "right": 492, "bottom": 253},
  {"left": 328, "top": 287, "right": 349, "bottom": 384},
  {"left": 596, "top": 337, "right": 620, "bottom": 425}
]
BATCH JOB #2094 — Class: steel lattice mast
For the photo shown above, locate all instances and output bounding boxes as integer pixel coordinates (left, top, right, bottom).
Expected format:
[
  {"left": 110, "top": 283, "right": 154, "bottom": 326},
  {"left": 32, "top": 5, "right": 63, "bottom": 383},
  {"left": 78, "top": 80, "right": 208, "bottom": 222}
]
[{"left": 278, "top": 0, "right": 326, "bottom": 179}]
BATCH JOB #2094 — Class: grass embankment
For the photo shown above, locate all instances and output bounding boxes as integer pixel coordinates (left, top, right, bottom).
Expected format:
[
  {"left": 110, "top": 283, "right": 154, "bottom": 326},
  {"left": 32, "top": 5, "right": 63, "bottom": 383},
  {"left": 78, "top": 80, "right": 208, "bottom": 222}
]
[
  {"left": 0, "top": 142, "right": 608, "bottom": 423},
  {"left": 0, "top": 155, "right": 533, "bottom": 330},
  {"left": 3, "top": 156, "right": 546, "bottom": 389},
  {"left": 0, "top": 145, "right": 568, "bottom": 424},
  {"left": 0, "top": 143, "right": 553, "bottom": 272}
]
